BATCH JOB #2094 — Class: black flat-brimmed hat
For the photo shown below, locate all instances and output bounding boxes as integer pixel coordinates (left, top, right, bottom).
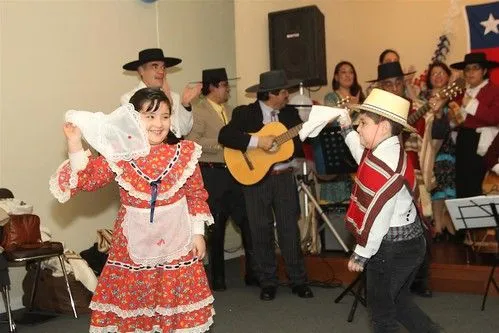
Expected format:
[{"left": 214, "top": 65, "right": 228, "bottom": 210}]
[
  {"left": 450, "top": 52, "right": 499, "bottom": 70},
  {"left": 245, "top": 70, "right": 300, "bottom": 93},
  {"left": 367, "top": 61, "right": 416, "bottom": 83},
  {"left": 122, "top": 48, "right": 182, "bottom": 71},
  {"left": 200, "top": 68, "right": 238, "bottom": 84}
]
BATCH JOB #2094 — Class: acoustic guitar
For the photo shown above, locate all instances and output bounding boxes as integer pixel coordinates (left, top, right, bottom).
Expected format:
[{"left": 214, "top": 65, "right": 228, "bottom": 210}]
[
  {"left": 408, "top": 77, "right": 465, "bottom": 125},
  {"left": 224, "top": 98, "right": 349, "bottom": 185}
]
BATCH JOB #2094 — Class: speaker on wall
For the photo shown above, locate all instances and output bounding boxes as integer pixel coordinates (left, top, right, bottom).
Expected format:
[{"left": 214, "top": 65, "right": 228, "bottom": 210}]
[{"left": 268, "top": 5, "right": 327, "bottom": 87}]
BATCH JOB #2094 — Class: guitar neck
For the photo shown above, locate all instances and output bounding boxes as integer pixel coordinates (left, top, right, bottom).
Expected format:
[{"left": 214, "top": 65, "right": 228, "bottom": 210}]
[
  {"left": 275, "top": 123, "right": 304, "bottom": 146},
  {"left": 408, "top": 104, "right": 430, "bottom": 125}
]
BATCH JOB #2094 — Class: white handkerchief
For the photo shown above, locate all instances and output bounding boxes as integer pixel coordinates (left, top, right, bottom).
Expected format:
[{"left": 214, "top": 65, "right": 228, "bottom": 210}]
[
  {"left": 298, "top": 105, "right": 343, "bottom": 141},
  {"left": 476, "top": 126, "right": 499, "bottom": 156},
  {"left": 65, "top": 104, "right": 150, "bottom": 162}
]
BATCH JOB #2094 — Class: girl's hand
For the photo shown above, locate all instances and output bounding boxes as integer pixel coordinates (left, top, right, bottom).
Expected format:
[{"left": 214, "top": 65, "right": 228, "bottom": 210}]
[
  {"left": 63, "top": 122, "right": 82, "bottom": 141},
  {"left": 192, "top": 234, "right": 206, "bottom": 259},
  {"left": 63, "top": 122, "right": 83, "bottom": 153}
]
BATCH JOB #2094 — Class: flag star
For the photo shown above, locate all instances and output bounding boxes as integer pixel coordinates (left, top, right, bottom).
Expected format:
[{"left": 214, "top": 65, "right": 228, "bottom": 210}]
[{"left": 480, "top": 13, "right": 499, "bottom": 35}]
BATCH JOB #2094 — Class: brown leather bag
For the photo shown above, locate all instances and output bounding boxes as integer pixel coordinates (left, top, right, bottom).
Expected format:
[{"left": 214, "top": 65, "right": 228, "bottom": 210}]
[{"left": 1, "top": 214, "right": 43, "bottom": 251}]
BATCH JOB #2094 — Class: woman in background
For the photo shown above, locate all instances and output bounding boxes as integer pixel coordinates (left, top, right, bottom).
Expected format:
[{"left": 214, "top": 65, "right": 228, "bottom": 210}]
[
  {"left": 420, "top": 62, "right": 457, "bottom": 239},
  {"left": 319, "top": 61, "right": 364, "bottom": 204},
  {"left": 324, "top": 61, "right": 365, "bottom": 107}
]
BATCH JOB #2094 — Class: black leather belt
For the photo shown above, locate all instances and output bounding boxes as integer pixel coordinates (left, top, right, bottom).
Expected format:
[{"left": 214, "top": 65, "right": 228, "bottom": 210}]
[{"left": 199, "top": 162, "right": 227, "bottom": 169}]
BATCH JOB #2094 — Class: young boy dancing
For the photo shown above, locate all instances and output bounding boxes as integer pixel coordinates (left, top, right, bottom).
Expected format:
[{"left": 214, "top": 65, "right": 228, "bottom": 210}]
[{"left": 338, "top": 88, "right": 440, "bottom": 333}]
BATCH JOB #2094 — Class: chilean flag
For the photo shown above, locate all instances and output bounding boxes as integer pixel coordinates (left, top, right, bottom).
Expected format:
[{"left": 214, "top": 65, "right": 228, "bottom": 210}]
[{"left": 465, "top": 1, "right": 499, "bottom": 84}]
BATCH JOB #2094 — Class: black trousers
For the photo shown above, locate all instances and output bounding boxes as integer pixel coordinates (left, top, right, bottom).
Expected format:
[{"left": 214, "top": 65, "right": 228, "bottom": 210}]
[
  {"left": 242, "top": 172, "right": 307, "bottom": 287},
  {"left": 455, "top": 128, "right": 486, "bottom": 198},
  {"left": 201, "top": 166, "right": 255, "bottom": 281},
  {"left": 367, "top": 236, "right": 440, "bottom": 333}
]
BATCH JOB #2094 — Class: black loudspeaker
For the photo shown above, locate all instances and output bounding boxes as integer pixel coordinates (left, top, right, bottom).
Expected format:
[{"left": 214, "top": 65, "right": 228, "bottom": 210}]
[{"left": 268, "top": 5, "right": 327, "bottom": 87}]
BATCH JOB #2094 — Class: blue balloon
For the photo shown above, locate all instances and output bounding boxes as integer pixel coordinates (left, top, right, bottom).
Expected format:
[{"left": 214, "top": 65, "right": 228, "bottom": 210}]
[{"left": 141, "top": 0, "right": 157, "bottom": 3}]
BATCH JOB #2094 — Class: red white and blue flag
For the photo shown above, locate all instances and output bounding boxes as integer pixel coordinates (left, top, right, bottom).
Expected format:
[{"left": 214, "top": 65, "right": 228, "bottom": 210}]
[{"left": 465, "top": 1, "right": 499, "bottom": 84}]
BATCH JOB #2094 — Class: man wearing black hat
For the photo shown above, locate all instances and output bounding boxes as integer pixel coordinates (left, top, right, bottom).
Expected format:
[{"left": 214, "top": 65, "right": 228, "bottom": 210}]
[
  {"left": 121, "top": 48, "right": 201, "bottom": 138},
  {"left": 186, "top": 68, "right": 257, "bottom": 291},
  {"left": 218, "top": 70, "right": 313, "bottom": 301},
  {"left": 369, "top": 62, "right": 426, "bottom": 171},
  {"left": 450, "top": 52, "right": 499, "bottom": 198}
]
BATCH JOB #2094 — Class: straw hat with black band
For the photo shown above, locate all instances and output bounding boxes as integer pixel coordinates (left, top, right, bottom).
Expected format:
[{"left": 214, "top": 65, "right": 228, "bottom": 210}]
[{"left": 349, "top": 88, "right": 417, "bottom": 133}]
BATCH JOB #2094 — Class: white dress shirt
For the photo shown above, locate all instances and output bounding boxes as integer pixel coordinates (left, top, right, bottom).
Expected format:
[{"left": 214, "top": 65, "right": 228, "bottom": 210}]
[{"left": 120, "top": 81, "right": 193, "bottom": 138}]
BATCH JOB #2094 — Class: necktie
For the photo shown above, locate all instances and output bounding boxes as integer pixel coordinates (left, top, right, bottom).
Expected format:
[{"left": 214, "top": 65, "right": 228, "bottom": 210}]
[
  {"left": 220, "top": 107, "right": 228, "bottom": 125},
  {"left": 271, "top": 110, "right": 278, "bottom": 122}
]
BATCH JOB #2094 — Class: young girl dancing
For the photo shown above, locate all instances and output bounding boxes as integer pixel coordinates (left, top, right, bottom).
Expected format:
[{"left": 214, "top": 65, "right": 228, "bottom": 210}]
[{"left": 50, "top": 88, "right": 214, "bottom": 333}]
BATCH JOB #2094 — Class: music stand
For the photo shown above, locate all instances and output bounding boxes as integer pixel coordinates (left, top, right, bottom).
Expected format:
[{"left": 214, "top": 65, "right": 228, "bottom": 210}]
[
  {"left": 312, "top": 125, "right": 358, "bottom": 176},
  {"left": 445, "top": 195, "right": 499, "bottom": 310},
  {"left": 311, "top": 125, "right": 366, "bottom": 322}
]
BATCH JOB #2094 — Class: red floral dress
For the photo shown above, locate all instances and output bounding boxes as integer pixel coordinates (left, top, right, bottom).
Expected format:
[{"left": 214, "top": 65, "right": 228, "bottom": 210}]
[{"left": 49, "top": 141, "right": 214, "bottom": 333}]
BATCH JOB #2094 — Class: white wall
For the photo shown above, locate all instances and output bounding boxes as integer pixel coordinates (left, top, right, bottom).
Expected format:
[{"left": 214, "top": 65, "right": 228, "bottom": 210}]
[{"left": 0, "top": 0, "right": 236, "bottom": 312}]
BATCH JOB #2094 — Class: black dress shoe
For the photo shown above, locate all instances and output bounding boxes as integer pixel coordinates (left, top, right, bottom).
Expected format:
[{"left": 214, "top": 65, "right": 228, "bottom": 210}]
[
  {"left": 291, "top": 284, "right": 314, "bottom": 298},
  {"left": 211, "top": 279, "right": 227, "bottom": 291},
  {"left": 244, "top": 275, "right": 260, "bottom": 287},
  {"left": 260, "top": 286, "right": 277, "bottom": 301}
]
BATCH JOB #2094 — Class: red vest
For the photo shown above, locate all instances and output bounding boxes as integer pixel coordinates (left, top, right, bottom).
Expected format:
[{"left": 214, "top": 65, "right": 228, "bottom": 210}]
[{"left": 345, "top": 146, "right": 416, "bottom": 246}]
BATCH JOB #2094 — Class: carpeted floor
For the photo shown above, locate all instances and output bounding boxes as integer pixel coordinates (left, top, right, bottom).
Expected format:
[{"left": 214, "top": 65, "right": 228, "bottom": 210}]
[{"left": 1, "top": 258, "right": 498, "bottom": 333}]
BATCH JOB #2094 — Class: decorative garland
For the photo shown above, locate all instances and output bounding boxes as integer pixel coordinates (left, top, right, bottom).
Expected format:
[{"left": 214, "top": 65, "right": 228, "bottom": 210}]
[{"left": 413, "top": 0, "right": 461, "bottom": 91}]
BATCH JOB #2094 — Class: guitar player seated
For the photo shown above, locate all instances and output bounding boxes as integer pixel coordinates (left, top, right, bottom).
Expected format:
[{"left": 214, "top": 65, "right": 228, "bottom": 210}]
[{"left": 218, "top": 69, "right": 314, "bottom": 301}]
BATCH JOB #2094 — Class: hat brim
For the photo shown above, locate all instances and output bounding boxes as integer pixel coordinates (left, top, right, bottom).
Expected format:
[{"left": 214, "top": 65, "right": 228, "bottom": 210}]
[
  {"left": 123, "top": 57, "right": 182, "bottom": 71},
  {"left": 191, "top": 77, "right": 240, "bottom": 84},
  {"left": 450, "top": 61, "right": 499, "bottom": 70},
  {"left": 349, "top": 103, "right": 417, "bottom": 133},
  {"left": 366, "top": 71, "right": 416, "bottom": 83},
  {"left": 245, "top": 78, "right": 301, "bottom": 93}
]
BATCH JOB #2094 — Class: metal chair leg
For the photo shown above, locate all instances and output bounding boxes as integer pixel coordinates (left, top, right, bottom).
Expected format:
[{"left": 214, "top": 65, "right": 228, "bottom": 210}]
[
  {"left": 58, "top": 255, "right": 78, "bottom": 318},
  {"left": 28, "top": 260, "right": 42, "bottom": 312},
  {"left": 2, "top": 285, "right": 17, "bottom": 332}
]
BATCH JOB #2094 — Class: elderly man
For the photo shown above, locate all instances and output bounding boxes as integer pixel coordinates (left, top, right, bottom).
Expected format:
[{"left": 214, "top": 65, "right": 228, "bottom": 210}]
[
  {"left": 121, "top": 48, "right": 201, "bottom": 137},
  {"left": 186, "top": 68, "right": 257, "bottom": 291},
  {"left": 218, "top": 70, "right": 313, "bottom": 301}
]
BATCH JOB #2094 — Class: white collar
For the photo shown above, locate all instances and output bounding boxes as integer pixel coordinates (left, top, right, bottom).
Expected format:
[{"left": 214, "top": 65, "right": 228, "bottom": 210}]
[{"left": 466, "top": 79, "right": 488, "bottom": 98}]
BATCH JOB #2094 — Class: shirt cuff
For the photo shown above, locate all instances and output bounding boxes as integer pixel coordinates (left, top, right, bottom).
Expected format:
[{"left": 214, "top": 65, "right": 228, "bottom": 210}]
[
  {"left": 192, "top": 220, "right": 205, "bottom": 235},
  {"left": 68, "top": 150, "right": 89, "bottom": 171},
  {"left": 350, "top": 252, "right": 368, "bottom": 267},
  {"left": 248, "top": 135, "right": 259, "bottom": 149},
  {"left": 341, "top": 125, "right": 354, "bottom": 138},
  {"left": 492, "top": 163, "right": 499, "bottom": 175},
  {"left": 464, "top": 98, "right": 479, "bottom": 116},
  {"left": 182, "top": 104, "right": 192, "bottom": 111}
]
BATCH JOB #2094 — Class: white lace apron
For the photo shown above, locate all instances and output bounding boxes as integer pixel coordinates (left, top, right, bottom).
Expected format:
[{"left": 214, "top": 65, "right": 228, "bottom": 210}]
[{"left": 122, "top": 196, "right": 192, "bottom": 266}]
